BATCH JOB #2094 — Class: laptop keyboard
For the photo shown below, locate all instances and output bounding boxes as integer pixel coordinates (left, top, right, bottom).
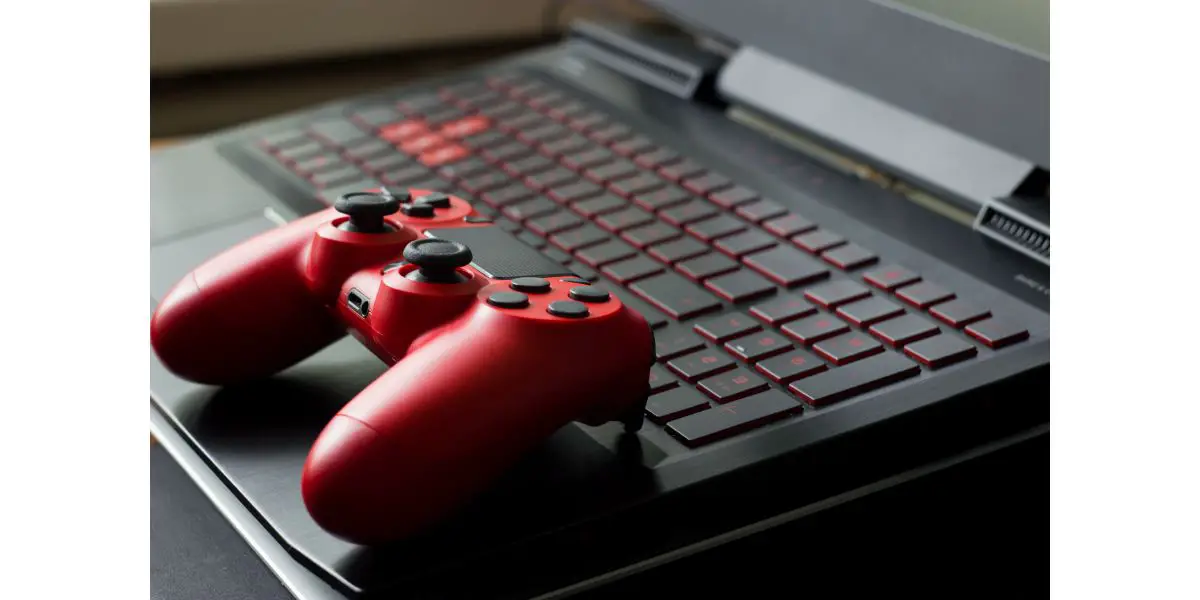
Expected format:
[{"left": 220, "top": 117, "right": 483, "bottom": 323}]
[{"left": 247, "top": 72, "right": 1031, "bottom": 448}]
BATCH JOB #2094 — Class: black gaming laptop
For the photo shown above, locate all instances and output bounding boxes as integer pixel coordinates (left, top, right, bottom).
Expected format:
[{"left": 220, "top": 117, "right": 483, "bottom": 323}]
[{"left": 150, "top": 1, "right": 1049, "bottom": 597}]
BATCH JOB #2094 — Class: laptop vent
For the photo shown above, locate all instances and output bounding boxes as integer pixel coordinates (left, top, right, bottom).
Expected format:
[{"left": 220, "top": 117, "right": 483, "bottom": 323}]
[{"left": 978, "top": 207, "right": 1050, "bottom": 261}]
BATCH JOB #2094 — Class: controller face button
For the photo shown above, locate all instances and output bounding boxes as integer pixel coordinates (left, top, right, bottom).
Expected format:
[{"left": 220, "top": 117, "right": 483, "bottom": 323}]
[
  {"left": 547, "top": 300, "right": 589, "bottom": 318},
  {"left": 510, "top": 277, "right": 551, "bottom": 293},
  {"left": 381, "top": 186, "right": 413, "bottom": 203},
  {"left": 568, "top": 286, "right": 610, "bottom": 303},
  {"left": 561, "top": 277, "right": 591, "bottom": 284},
  {"left": 402, "top": 203, "right": 436, "bottom": 218},
  {"left": 415, "top": 192, "right": 451, "bottom": 208},
  {"left": 464, "top": 215, "right": 493, "bottom": 223},
  {"left": 487, "top": 291, "right": 529, "bottom": 308}
]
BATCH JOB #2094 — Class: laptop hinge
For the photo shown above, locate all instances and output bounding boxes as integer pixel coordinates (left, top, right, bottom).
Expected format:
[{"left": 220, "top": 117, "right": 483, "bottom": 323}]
[
  {"left": 566, "top": 21, "right": 725, "bottom": 102},
  {"left": 718, "top": 46, "right": 1044, "bottom": 213}
]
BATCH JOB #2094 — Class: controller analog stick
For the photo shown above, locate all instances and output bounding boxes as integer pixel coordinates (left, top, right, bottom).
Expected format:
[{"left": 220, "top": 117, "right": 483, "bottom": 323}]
[
  {"left": 403, "top": 238, "right": 473, "bottom": 283},
  {"left": 335, "top": 193, "right": 401, "bottom": 233}
]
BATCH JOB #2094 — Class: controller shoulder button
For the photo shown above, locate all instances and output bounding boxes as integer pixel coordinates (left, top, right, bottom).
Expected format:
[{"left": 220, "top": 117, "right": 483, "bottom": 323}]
[
  {"left": 547, "top": 300, "right": 589, "bottom": 318},
  {"left": 510, "top": 277, "right": 551, "bottom": 293},
  {"left": 487, "top": 291, "right": 529, "bottom": 308}
]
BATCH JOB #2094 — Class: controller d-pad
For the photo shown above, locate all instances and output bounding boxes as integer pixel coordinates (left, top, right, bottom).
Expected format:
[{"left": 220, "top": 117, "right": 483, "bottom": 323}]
[
  {"left": 510, "top": 277, "right": 551, "bottom": 293},
  {"left": 415, "top": 192, "right": 451, "bottom": 208},
  {"left": 487, "top": 291, "right": 529, "bottom": 308},
  {"left": 381, "top": 187, "right": 412, "bottom": 203},
  {"left": 547, "top": 300, "right": 589, "bottom": 318},
  {"left": 402, "top": 203, "right": 436, "bottom": 218},
  {"left": 568, "top": 286, "right": 610, "bottom": 303}
]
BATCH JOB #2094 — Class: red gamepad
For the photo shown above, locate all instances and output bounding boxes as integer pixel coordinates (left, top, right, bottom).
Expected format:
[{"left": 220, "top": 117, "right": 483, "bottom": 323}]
[{"left": 150, "top": 189, "right": 654, "bottom": 543}]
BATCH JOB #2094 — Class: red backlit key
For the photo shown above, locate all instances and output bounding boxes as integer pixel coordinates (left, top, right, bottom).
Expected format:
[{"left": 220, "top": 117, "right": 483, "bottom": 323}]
[
  {"left": 601, "top": 256, "right": 665, "bottom": 284},
  {"left": 792, "top": 230, "right": 847, "bottom": 253},
  {"left": 502, "top": 197, "right": 558, "bottom": 222},
  {"left": 965, "top": 318, "right": 1030, "bottom": 349},
  {"left": 929, "top": 299, "right": 991, "bottom": 328},
  {"left": 439, "top": 116, "right": 490, "bottom": 139},
  {"left": 744, "top": 246, "right": 831, "bottom": 288},
  {"left": 572, "top": 194, "right": 628, "bottom": 218},
  {"left": 685, "top": 215, "right": 746, "bottom": 242},
  {"left": 667, "top": 391, "right": 801, "bottom": 447},
  {"left": 584, "top": 160, "right": 639, "bottom": 184},
  {"left": 526, "top": 211, "right": 585, "bottom": 237},
  {"left": 699, "top": 368, "right": 770, "bottom": 403},
  {"left": 896, "top": 282, "right": 956, "bottom": 309},
  {"left": 647, "top": 237, "right": 709, "bottom": 264},
  {"left": 763, "top": 213, "right": 817, "bottom": 237},
  {"left": 863, "top": 264, "right": 922, "bottom": 291},
  {"left": 714, "top": 230, "right": 777, "bottom": 258},
  {"left": 658, "top": 159, "right": 705, "bottom": 182},
  {"left": 609, "top": 173, "right": 665, "bottom": 198},
  {"left": 681, "top": 172, "right": 732, "bottom": 196},
  {"left": 705, "top": 270, "right": 775, "bottom": 303},
  {"left": 646, "top": 387, "right": 710, "bottom": 423},
  {"left": 574, "top": 239, "right": 637, "bottom": 267},
  {"left": 596, "top": 207, "right": 655, "bottom": 232},
  {"left": 904, "top": 335, "right": 978, "bottom": 368},
  {"left": 549, "top": 224, "right": 610, "bottom": 252},
  {"left": 548, "top": 181, "right": 603, "bottom": 204},
  {"left": 630, "top": 273, "right": 724, "bottom": 320},
  {"left": 693, "top": 311, "right": 761, "bottom": 342},
  {"left": 648, "top": 365, "right": 680, "bottom": 394},
  {"left": 822, "top": 243, "right": 879, "bottom": 270},
  {"left": 755, "top": 350, "right": 827, "bottom": 383},
  {"left": 708, "top": 186, "right": 759, "bottom": 208},
  {"left": 611, "top": 136, "right": 655, "bottom": 156},
  {"left": 667, "top": 348, "right": 737, "bottom": 382},
  {"left": 749, "top": 294, "right": 817, "bottom": 325},
  {"left": 677, "top": 253, "right": 740, "bottom": 281},
  {"left": 781, "top": 314, "right": 850, "bottom": 345},
  {"left": 835, "top": 296, "right": 906, "bottom": 327},
  {"left": 812, "top": 332, "right": 885, "bottom": 365},
  {"left": 735, "top": 199, "right": 788, "bottom": 223},
  {"left": 399, "top": 133, "right": 446, "bottom": 155},
  {"left": 622, "top": 222, "right": 682, "bottom": 249},
  {"left": 634, "top": 147, "right": 680, "bottom": 169},
  {"left": 868, "top": 314, "right": 942, "bottom": 348},
  {"left": 789, "top": 353, "right": 920, "bottom": 407},
  {"left": 660, "top": 200, "right": 720, "bottom": 227},
  {"left": 724, "top": 332, "right": 793, "bottom": 363},
  {"left": 804, "top": 280, "right": 872, "bottom": 308},
  {"left": 418, "top": 144, "right": 469, "bottom": 167},
  {"left": 378, "top": 120, "right": 428, "bottom": 143},
  {"left": 654, "top": 328, "right": 707, "bottom": 362},
  {"left": 633, "top": 186, "right": 691, "bottom": 212}
]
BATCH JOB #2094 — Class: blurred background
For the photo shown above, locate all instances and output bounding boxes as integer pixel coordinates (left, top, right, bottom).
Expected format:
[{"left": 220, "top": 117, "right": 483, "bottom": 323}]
[{"left": 151, "top": 0, "right": 660, "bottom": 139}]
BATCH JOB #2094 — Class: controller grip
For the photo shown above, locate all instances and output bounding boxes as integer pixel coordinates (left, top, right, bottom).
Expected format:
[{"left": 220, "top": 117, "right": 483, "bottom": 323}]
[
  {"left": 301, "top": 303, "right": 651, "bottom": 543},
  {"left": 151, "top": 214, "right": 344, "bottom": 384}
]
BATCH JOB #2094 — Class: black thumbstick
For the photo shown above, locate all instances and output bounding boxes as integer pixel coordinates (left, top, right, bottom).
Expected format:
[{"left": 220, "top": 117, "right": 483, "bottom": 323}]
[
  {"left": 334, "top": 193, "right": 400, "bottom": 233},
  {"left": 403, "top": 238, "right": 473, "bottom": 283}
]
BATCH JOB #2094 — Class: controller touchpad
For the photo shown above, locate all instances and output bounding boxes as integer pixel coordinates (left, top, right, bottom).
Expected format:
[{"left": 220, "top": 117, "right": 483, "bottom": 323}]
[{"left": 425, "top": 227, "right": 574, "bottom": 280}]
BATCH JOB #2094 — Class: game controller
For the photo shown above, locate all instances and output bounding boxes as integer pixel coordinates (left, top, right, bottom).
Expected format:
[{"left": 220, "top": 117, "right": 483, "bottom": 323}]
[{"left": 150, "top": 188, "right": 655, "bottom": 543}]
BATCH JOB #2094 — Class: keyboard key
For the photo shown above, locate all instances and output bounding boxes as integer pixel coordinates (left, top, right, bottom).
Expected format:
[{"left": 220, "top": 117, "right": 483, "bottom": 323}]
[
  {"left": 571, "top": 238, "right": 638, "bottom": 267},
  {"left": 622, "top": 222, "right": 682, "bottom": 249},
  {"left": 714, "top": 230, "right": 777, "bottom": 257},
  {"left": 567, "top": 262, "right": 599, "bottom": 282},
  {"left": 589, "top": 123, "right": 632, "bottom": 144},
  {"left": 822, "top": 243, "right": 879, "bottom": 270},
  {"left": 342, "top": 138, "right": 394, "bottom": 162},
  {"left": 437, "top": 157, "right": 490, "bottom": 180},
  {"left": 524, "top": 167, "right": 578, "bottom": 191},
  {"left": 611, "top": 136, "right": 655, "bottom": 156},
  {"left": 648, "top": 237, "right": 709, "bottom": 264},
  {"left": 789, "top": 353, "right": 920, "bottom": 407},
  {"left": 755, "top": 350, "right": 827, "bottom": 383},
  {"left": 482, "top": 141, "right": 532, "bottom": 163},
  {"left": 309, "top": 118, "right": 370, "bottom": 147},
  {"left": 646, "top": 387, "right": 709, "bottom": 423},
  {"left": 895, "top": 282, "right": 956, "bottom": 309},
  {"left": 763, "top": 213, "right": 817, "bottom": 237},
  {"left": 562, "top": 148, "right": 614, "bottom": 170},
  {"left": 526, "top": 211, "right": 585, "bottom": 236},
  {"left": 781, "top": 314, "right": 850, "bottom": 345},
  {"left": 735, "top": 199, "right": 788, "bottom": 223},
  {"left": 804, "top": 280, "right": 872, "bottom": 308},
  {"left": 904, "top": 335, "right": 978, "bottom": 368},
  {"left": 812, "top": 332, "right": 885, "bottom": 365},
  {"left": 542, "top": 246, "right": 572, "bottom": 264},
  {"left": 677, "top": 253, "right": 740, "bottom": 281},
  {"left": 439, "top": 115, "right": 491, "bottom": 139},
  {"left": 350, "top": 105, "right": 402, "bottom": 128},
  {"left": 693, "top": 311, "right": 761, "bottom": 343},
  {"left": 929, "top": 299, "right": 992, "bottom": 328},
  {"left": 260, "top": 129, "right": 311, "bottom": 151},
  {"left": 707, "top": 186, "right": 759, "bottom": 208},
  {"left": 584, "top": 160, "right": 639, "bottom": 184},
  {"left": 497, "top": 112, "right": 545, "bottom": 133},
  {"left": 835, "top": 296, "right": 906, "bottom": 327},
  {"left": 547, "top": 100, "right": 587, "bottom": 121},
  {"left": 567, "top": 112, "right": 608, "bottom": 132},
  {"left": 863, "top": 264, "right": 922, "bottom": 291},
  {"left": 399, "top": 132, "right": 447, "bottom": 155},
  {"left": 526, "top": 89, "right": 566, "bottom": 110},
  {"left": 699, "top": 368, "right": 770, "bottom": 403},
  {"left": 293, "top": 152, "right": 346, "bottom": 175},
  {"left": 633, "top": 186, "right": 692, "bottom": 212},
  {"left": 666, "top": 348, "right": 737, "bottom": 382},
  {"left": 609, "top": 173, "right": 665, "bottom": 198},
  {"left": 481, "top": 184, "right": 535, "bottom": 208},
  {"left": 667, "top": 390, "right": 800, "bottom": 447},
  {"left": 381, "top": 165, "right": 433, "bottom": 185},
  {"left": 743, "top": 246, "right": 831, "bottom": 288},
  {"left": 705, "top": 270, "right": 776, "bottom": 303},
  {"left": 310, "top": 165, "right": 364, "bottom": 188},
  {"left": 549, "top": 224, "right": 610, "bottom": 252},
  {"left": 572, "top": 194, "right": 628, "bottom": 218},
  {"left": 749, "top": 294, "right": 817, "bottom": 326},
  {"left": 661, "top": 200, "right": 720, "bottom": 226},
  {"left": 361, "top": 153, "right": 411, "bottom": 174},
  {"left": 548, "top": 180, "right": 603, "bottom": 204},
  {"left": 682, "top": 172, "right": 733, "bottom": 196},
  {"left": 516, "top": 231, "right": 546, "bottom": 248},
  {"left": 502, "top": 154, "right": 554, "bottom": 177},
  {"left": 418, "top": 144, "right": 470, "bottom": 167},
  {"left": 659, "top": 159, "right": 706, "bottom": 182},
  {"left": 869, "top": 314, "right": 941, "bottom": 348},
  {"left": 654, "top": 328, "right": 707, "bottom": 362},
  {"left": 686, "top": 215, "right": 747, "bottom": 242},
  {"left": 601, "top": 256, "right": 665, "bottom": 284},
  {"left": 540, "top": 134, "right": 590, "bottom": 156},
  {"left": 596, "top": 206, "right": 655, "bottom": 232},
  {"left": 421, "top": 106, "right": 468, "bottom": 127},
  {"left": 461, "top": 129, "right": 509, "bottom": 150},
  {"left": 477, "top": 101, "right": 525, "bottom": 120},
  {"left": 964, "top": 318, "right": 1030, "bottom": 349},
  {"left": 792, "top": 230, "right": 847, "bottom": 253},
  {"left": 724, "top": 331, "right": 793, "bottom": 363},
  {"left": 631, "top": 273, "right": 723, "bottom": 320},
  {"left": 461, "top": 170, "right": 511, "bottom": 194},
  {"left": 516, "top": 123, "right": 568, "bottom": 144},
  {"left": 632, "top": 147, "right": 678, "bottom": 169}
]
